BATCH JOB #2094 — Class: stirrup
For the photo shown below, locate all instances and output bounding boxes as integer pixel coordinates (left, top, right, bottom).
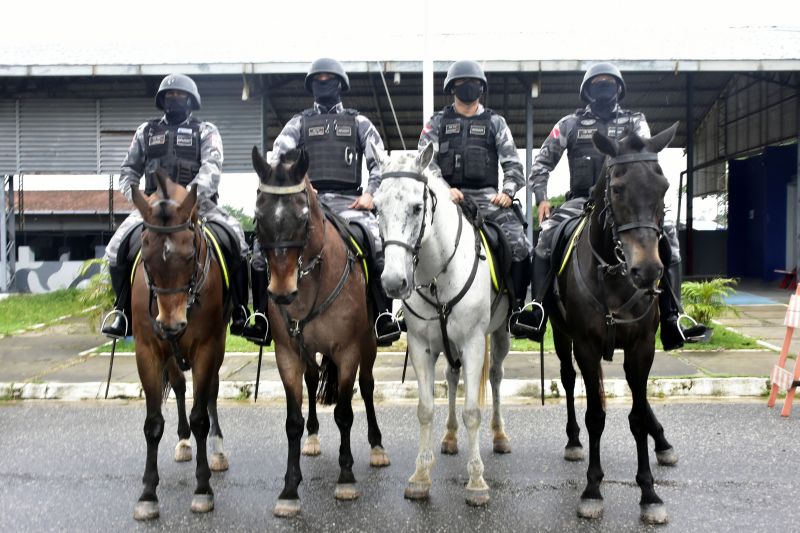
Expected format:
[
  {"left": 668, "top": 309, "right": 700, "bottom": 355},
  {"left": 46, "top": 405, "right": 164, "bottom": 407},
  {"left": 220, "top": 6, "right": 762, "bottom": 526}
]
[
  {"left": 677, "top": 314, "right": 708, "bottom": 342},
  {"left": 508, "top": 301, "right": 545, "bottom": 336},
  {"left": 100, "top": 309, "right": 129, "bottom": 340},
  {"left": 242, "top": 310, "right": 270, "bottom": 345},
  {"left": 375, "top": 311, "right": 402, "bottom": 345}
]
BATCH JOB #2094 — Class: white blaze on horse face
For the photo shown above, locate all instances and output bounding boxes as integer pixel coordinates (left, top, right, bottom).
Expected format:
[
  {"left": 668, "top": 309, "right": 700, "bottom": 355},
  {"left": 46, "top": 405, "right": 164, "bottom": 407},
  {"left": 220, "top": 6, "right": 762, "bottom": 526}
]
[{"left": 377, "top": 183, "right": 418, "bottom": 299}]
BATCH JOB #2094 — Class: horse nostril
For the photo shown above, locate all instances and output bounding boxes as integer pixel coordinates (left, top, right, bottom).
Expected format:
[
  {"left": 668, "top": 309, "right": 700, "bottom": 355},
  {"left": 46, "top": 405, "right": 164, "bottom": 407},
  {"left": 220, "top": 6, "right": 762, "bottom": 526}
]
[{"left": 400, "top": 279, "right": 408, "bottom": 290}]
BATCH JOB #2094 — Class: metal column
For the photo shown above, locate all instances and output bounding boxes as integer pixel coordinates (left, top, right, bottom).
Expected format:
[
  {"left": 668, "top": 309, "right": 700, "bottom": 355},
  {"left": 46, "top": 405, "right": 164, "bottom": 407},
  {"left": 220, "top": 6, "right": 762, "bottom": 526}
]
[
  {"left": 685, "top": 73, "right": 695, "bottom": 276},
  {"left": 1, "top": 175, "right": 16, "bottom": 293},
  {"left": 525, "top": 82, "right": 534, "bottom": 246}
]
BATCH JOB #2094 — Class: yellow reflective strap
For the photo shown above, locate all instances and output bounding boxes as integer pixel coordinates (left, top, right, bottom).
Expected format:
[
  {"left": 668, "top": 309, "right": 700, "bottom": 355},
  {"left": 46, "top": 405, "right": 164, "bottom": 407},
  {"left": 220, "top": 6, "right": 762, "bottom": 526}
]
[
  {"left": 131, "top": 250, "right": 142, "bottom": 285},
  {"left": 479, "top": 230, "right": 500, "bottom": 292},
  {"left": 202, "top": 226, "right": 230, "bottom": 290},
  {"left": 349, "top": 237, "right": 369, "bottom": 284},
  {"left": 558, "top": 215, "right": 589, "bottom": 277}
]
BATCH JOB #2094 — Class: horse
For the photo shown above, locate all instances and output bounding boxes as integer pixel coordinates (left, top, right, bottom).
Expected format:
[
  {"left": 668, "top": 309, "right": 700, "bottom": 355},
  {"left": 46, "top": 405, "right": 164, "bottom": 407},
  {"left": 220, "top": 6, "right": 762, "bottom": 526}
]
[
  {"left": 251, "top": 146, "right": 390, "bottom": 518},
  {"left": 371, "top": 141, "right": 511, "bottom": 507},
  {"left": 128, "top": 171, "right": 229, "bottom": 520},
  {"left": 545, "top": 123, "right": 681, "bottom": 524}
]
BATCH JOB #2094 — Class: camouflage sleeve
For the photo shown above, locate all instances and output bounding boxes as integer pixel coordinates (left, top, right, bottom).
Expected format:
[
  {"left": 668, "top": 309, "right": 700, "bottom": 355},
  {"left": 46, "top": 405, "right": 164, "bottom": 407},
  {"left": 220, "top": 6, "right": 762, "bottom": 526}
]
[
  {"left": 418, "top": 113, "right": 443, "bottom": 175},
  {"left": 119, "top": 122, "right": 148, "bottom": 202},
  {"left": 492, "top": 114, "right": 524, "bottom": 196},
  {"left": 268, "top": 114, "right": 303, "bottom": 165},
  {"left": 632, "top": 112, "right": 651, "bottom": 139},
  {"left": 529, "top": 115, "right": 572, "bottom": 204},
  {"left": 190, "top": 122, "right": 224, "bottom": 201},
  {"left": 357, "top": 114, "right": 385, "bottom": 195}
]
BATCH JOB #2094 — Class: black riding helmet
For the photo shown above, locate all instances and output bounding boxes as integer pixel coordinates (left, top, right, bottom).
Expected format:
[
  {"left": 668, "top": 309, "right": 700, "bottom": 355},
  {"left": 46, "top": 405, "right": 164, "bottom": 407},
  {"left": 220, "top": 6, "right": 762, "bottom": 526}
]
[
  {"left": 304, "top": 58, "right": 351, "bottom": 93},
  {"left": 155, "top": 74, "right": 202, "bottom": 110},
  {"left": 579, "top": 62, "right": 626, "bottom": 103},
  {"left": 443, "top": 60, "right": 488, "bottom": 93}
]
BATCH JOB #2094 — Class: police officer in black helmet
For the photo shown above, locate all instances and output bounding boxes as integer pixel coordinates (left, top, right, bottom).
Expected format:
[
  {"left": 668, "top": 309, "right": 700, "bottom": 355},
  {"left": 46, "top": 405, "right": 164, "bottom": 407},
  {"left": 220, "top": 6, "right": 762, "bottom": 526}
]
[
  {"left": 419, "top": 60, "right": 537, "bottom": 337},
  {"left": 102, "top": 73, "right": 255, "bottom": 341},
  {"left": 254, "top": 57, "right": 401, "bottom": 345},
  {"left": 526, "top": 62, "right": 708, "bottom": 349}
]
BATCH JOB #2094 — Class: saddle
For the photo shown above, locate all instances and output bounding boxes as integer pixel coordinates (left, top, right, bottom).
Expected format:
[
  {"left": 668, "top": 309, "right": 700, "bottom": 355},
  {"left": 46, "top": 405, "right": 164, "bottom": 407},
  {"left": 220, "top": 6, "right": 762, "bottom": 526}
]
[
  {"left": 551, "top": 213, "right": 587, "bottom": 279},
  {"left": 459, "top": 197, "right": 512, "bottom": 300}
]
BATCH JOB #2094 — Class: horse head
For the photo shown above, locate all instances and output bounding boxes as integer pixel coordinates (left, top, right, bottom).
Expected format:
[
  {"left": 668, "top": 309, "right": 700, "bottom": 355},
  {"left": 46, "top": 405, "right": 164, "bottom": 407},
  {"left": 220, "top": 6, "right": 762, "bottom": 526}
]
[
  {"left": 372, "top": 141, "right": 437, "bottom": 300},
  {"left": 131, "top": 168, "right": 199, "bottom": 336},
  {"left": 591, "top": 122, "right": 678, "bottom": 290},
  {"left": 252, "top": 146, "right": 312, "bottom": 304}
]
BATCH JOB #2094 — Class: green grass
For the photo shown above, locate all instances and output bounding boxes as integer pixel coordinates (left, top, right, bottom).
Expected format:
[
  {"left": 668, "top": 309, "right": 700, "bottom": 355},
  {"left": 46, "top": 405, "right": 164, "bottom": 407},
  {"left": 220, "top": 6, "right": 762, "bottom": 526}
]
[{"left": 0, "top": 289, "right": 89, "bottom": 335}]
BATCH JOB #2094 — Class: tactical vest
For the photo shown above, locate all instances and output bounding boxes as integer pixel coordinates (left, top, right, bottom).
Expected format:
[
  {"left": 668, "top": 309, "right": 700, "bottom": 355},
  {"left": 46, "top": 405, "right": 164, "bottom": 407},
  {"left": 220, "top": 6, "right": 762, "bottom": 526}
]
[
  {"left": 436, "top": 106, "right": 499, "bottom": 190},
  {"left": 143, "top": 118, "right": 202, "bottom": 195},
  {"left": 300, "top": 109, "right": 362, "bottom": 192},
  {"left": 567, "top": 109, "right": 637, "bottom": 198}
]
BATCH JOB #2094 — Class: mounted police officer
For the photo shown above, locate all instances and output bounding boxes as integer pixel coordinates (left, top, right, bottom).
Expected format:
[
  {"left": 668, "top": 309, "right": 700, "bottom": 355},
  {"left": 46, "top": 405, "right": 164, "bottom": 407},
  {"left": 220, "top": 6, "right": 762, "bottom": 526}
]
[
  {"left": 102, "top": 73, "right": 255, "bottom": 340},
  {"left": 418, "top": 60, "right": 537, "bottom": 338},
  {"left": 259, "top": 57, "right": 401, "bottom": 345},
  {"left": 526, "top": 62, "right": 708, "bottom": 349}
]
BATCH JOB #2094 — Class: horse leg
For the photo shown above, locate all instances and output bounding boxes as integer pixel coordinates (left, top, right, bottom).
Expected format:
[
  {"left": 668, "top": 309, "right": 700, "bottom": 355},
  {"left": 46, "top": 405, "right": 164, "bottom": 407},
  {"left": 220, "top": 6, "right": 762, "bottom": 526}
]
[
  {"left": 188, "top": 351, "right": 216, "bottom": 514},
  {"left": 575, "top": 350, "right": 606, "bottom": 520},
  {"left": 554, "top": 330, "right": 583, "bottom": 461},
  {"left": 167, "top": 360, "right": 192, "bottom": 463},
  {"left": 133, "top": 356, "right": 165, "bottom": 521},
  {"left": 440, "top": 363, "right": 460, "bottom": 455},
  {"left": 208, "top": 372, "right": 229, "bottom": 472},
  {"left": 359, "top": 342, "right": 390, "bottom": 467},
  {"left": 273, "top": 355, "right": 305, "bottom": 517},
  {"left": 405, "top": 347, "right": 436, "bottom": 501},
  {"left": 463, "top": 336, "right": 490, "bottom": 506},
  {"left": 624, "top": 352, "right": 668, "bottom": 524},
  {"left": 646, "top": 403, "right": 678, "bottom": 466},
  {"left": 302, "top": 367, "right": 321, "bottom": 456},
  {"left": 490, "top": 330, "right": 511, "bottom": 454},
  {"left": 333, "top": 356, "right": 360, "bottom": 500}
]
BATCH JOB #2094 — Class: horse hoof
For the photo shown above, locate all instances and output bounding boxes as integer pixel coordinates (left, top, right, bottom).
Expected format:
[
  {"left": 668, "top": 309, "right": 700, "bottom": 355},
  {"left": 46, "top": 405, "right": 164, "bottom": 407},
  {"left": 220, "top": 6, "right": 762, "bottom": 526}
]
[
  {"left": 302, "top": 435, "right": 321, "bottom": 456},
  {"left": 564, "top": 446, "right": 585, "bottom": 462},
  {"left": 210, "top": 453, "right": 229, "bottom": 472},
  {"left": 440, "top": 439, "right": 458, "bottom": 455},
  {"left": 404, "top": 482, "right": 431, "bottom": 500},
  {"left": 190, "top": 493, "right": 214, "bottom": 513},
  {"left": 370, "top": 446, "right": 391, "bottom": 467},
  {"left": 656, "top": 447, "right": 678, "bottom": 466},
  {"left": 273, "top": 499, "right": 301, "bottom": 518},
  {"left": 465, "top": 488, "right": 490, "bottom": 507},
  {"left": 577, "top": 498, "right": 603, "bottom": 519},
  {"left": 174, "top": 439, "right": 192, "bottom": 462},
  {"left": 493, "top": 437, "right": 512, "bottom": 454},
  {"left": 334, "top": 483, "right": 360, "bottom": 501},
  {"left": 133, "top": 500, "right": 159, "bottom": 521},
  {"left": 641, "top": 503, "right": 668, "bottom": 524}
]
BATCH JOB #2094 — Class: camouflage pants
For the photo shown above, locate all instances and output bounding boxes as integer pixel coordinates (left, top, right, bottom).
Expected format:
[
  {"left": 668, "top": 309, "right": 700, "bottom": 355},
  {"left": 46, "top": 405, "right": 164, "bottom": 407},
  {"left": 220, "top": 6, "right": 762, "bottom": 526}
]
[
  {"left": 464, "top": 188, "right": 532, "bottom": 262},
  {"left": 536, "top": 196, "right": 680, "bottom": 265},
  {"left": 104, "top": 197, "right": 248, "bottom": 267}
]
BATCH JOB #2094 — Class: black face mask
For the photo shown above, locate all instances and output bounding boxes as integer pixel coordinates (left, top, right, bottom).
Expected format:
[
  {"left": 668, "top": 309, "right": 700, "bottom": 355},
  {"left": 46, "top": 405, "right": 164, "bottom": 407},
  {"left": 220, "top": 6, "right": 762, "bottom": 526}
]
[
  {"left": 588, "top": 79, "right": 618, "bottom": 115},
  {"left": 312, "top": 78, "right": 342, "bottom": 108},
  {"left": 164, "top": 95, "right": 190, "bottom": 124},
  {"left": 454, "top": 81, "right": 483, "bottom": 104}
]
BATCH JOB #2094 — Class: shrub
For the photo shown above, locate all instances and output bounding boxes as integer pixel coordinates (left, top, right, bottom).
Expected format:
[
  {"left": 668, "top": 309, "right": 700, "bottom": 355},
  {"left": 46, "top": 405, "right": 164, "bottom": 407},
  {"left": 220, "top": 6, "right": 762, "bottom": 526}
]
[{"left": 681, "top": 278, "right": 739, "bottom": 325}]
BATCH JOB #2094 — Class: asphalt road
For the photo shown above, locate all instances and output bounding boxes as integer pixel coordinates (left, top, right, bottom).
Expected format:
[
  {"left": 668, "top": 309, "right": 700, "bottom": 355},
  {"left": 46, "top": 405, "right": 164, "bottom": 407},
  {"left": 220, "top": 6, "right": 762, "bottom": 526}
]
[{"left": 0, "top": 400, "right": 796, "bottom": 532}]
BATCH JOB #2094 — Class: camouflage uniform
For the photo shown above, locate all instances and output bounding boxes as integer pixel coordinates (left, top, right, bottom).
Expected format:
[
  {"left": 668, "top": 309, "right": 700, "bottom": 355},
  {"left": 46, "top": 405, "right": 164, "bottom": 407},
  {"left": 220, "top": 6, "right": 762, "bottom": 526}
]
[
  {"left": 104, "top": 116, "right": 247, "bottom": 267},
  {"left": 419, "top": 103, "right": 531, "bottom": 261}
]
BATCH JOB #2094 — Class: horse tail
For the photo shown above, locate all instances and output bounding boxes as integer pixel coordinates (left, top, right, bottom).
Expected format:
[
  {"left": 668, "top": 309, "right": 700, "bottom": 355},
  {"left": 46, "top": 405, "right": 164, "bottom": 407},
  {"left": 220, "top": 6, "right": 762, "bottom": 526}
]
[
  {"left": 161, "top": 366, "right": 171, "bottom": 405},
  {"left": 478, "top": 335, "right": 490, "bottom": 408},
  {"left": 316, "top": 355, "right": 340, "bottom": 406}
]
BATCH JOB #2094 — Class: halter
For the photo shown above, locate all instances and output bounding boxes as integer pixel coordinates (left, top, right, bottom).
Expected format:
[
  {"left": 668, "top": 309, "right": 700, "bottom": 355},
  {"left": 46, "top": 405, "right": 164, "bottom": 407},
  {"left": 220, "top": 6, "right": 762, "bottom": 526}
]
[{"left": 380, "top": 171, "right": 438, "bottom": 269}]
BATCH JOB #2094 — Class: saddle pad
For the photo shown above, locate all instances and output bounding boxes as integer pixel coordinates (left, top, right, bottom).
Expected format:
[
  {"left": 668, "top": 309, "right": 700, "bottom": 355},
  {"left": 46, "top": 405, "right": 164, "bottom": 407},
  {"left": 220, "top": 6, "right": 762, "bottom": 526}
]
[
  {"left": 479, "top": 220, "right": 511, "bottom": 294},
  {"left": 320, "top": 204, "right": 370, "bottom": 283},
  {"left": 552, "top": 214, "right": 588, "bottom": 277}
]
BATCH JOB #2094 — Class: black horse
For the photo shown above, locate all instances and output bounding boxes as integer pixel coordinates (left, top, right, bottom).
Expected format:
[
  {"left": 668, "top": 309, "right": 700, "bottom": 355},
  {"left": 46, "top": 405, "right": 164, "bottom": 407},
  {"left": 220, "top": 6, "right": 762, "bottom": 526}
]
[{"left": 546, "top": 123, "right": 680, "bottom": 524}]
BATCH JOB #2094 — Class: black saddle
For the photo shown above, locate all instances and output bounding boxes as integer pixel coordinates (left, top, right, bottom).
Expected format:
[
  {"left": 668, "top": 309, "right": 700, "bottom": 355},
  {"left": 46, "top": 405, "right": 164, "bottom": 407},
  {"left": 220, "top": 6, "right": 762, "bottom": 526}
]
[
  {"left": 550, "top": 214, "right": 585, "bottom": 278},
  {"left": 460, "top": 196, "right": 513, "bottom": 300}
]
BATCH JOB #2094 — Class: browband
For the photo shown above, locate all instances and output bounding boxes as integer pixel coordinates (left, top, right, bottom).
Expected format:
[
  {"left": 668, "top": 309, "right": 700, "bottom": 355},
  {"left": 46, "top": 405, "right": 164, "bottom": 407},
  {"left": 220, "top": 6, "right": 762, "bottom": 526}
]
[
  {"left": 608, "top": 153, "right": 659, "bottom": 166},
  {"left": 258, "top": 182, "right": 306, "bottom": 194},
  {"left": 382, "top": 171, "right": 428, "bottom": 183}
]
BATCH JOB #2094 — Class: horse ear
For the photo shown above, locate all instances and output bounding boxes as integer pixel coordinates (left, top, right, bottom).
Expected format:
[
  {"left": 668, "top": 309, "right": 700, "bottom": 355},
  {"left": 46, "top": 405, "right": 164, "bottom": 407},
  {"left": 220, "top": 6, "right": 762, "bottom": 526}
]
[
  {"left": 252, "top": 145, "right": 271, "bottom": 184},
  {"left": 592, "top": 130, "right": 619, "bottom": 158},
  {"left": 647, "top": 121, "right": 679, "bottom": 153},
  {"left": 292, "top": 148, "right": 309, "bottom": 182},
  {"left": 131, "top": 186, "right": 150, "bottom": 219},
  {"left": 178, "top": 184, "right": 198, "bottom": 221},
  {"left": 369, "top": 140, "right": 389, "bottom": 167},
  {"left": 155, "top": 168, "right": 172, "bottom": 199},
  {"left": 415, "top": 142, "right": 435, "bottom": 171}
]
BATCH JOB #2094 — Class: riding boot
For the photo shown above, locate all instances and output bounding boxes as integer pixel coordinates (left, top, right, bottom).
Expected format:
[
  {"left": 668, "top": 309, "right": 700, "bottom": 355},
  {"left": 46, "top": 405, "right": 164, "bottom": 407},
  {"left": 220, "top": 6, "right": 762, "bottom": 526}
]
[
  {"left": 101, "top": 264, "right": 131, "bottom": 339},
  {"left": 511, "top": 253, "right": 549, "bottom": 342},
  {"left": 659, "top": 262, "right": 709, "bottom": 350},
  {"left": 229, "top": 261, "right": 250, "bottom": 337},
  {"left": 374, "top": 286, "right": 402, "bottom": 347},
  {"left": 241, "top": 264, "right": 271, "bottom": 345},
  {"left": 508, "top": 258, "right": 538, "bottom": 339}
]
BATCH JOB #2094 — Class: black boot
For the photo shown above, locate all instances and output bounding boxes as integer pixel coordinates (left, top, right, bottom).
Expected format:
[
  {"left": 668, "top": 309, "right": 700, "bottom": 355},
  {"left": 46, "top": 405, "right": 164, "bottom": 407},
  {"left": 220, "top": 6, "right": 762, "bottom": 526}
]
[
  {"left": 509, "top": 254, "right": 548, "bottom": 342},
  {"left": 659, "top": 262, "right": 709, "bottom": 350},
  {"left": 241, "top": 264, "right": 271, "bottom": 345},
  {"left": 101, "top": 264, "right": 131, "bottom": 339},
  {"left": 374, "top": 287, "right": 401, "bottom": 347},
  {"left": 229, "top": 262, "right": 250, "bottom": 337},
  {"left": 508, "top": 258, "right": 537, "bottom": 338}
]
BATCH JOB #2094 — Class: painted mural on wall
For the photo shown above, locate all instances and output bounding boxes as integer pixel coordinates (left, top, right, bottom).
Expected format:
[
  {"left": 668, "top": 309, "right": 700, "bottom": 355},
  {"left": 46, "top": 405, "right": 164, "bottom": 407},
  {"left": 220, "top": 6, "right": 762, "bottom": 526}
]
[{"left": 14, "top": 246, "right": 102, "bottom": 293}]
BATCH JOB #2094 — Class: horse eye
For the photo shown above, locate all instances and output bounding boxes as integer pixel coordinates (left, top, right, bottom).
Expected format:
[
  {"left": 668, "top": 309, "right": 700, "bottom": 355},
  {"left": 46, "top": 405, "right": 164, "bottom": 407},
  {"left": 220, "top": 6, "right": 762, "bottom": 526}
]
[
  {"left": 412, "top": 204, "right": 423, "bottom": 215},
  {"left": 611, "top": 184, "right": 625, "bottom": 195}
]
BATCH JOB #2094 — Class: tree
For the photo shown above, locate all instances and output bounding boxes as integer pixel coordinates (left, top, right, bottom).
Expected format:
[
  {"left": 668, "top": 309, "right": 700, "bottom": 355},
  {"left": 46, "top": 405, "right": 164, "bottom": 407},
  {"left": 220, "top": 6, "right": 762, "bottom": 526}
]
[{"left": 221, "top": 205, "right": 255, "bottom": 232}]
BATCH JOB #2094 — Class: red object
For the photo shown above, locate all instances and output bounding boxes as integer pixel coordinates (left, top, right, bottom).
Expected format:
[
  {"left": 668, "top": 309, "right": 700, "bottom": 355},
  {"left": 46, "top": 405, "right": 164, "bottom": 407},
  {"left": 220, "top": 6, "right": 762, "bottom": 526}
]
[{"left": 768, "top": 285, "right": 800, "bottom": 416}]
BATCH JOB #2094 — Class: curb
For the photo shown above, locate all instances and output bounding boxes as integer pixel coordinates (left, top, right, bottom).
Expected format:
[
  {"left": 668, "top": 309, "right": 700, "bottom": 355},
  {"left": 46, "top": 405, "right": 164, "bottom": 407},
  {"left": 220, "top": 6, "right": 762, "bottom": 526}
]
[{"left": 0, "top": 377, "right": 771, "bottom": 402}]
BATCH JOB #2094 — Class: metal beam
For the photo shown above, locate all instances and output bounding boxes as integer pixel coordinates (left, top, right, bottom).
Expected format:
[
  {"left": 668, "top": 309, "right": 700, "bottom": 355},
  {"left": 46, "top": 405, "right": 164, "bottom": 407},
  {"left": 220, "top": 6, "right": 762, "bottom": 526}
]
[
  {"left": 685, "top": 73, "right": 695, "bottom": 276},
  {"left": 525, "top": 81, "right": 534, "bottom": 248},
  {"left": 368, "top": 73, "right": 390, "bottom": 149}
]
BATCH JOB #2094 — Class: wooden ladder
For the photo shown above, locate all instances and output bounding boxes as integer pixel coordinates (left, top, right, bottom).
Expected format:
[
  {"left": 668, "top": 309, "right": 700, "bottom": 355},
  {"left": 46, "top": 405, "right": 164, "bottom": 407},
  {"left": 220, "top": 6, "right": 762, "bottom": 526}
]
[{"left": 768, "top": 284, "right": 800, "bottom": 416}]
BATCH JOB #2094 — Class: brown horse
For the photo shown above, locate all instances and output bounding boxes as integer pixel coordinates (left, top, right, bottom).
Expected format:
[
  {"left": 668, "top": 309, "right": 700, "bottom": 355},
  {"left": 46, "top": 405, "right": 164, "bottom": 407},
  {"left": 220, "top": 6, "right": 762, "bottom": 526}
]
[
  {"left": 251, "top": 147, "right": 390, "bottom": 518},
  {"left": 129, "top": 171, "right": 229, "bottom": 520}
]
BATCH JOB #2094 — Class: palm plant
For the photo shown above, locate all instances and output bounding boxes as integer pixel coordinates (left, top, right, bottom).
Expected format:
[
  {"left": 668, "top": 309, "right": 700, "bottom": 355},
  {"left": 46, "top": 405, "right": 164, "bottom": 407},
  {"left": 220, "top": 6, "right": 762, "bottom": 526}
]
[
  {"left": 78, "top": 258, "right": 115, "bottom": 322},
  {"left": 681, "top": 277, "right": 739, "bottom": 325}
]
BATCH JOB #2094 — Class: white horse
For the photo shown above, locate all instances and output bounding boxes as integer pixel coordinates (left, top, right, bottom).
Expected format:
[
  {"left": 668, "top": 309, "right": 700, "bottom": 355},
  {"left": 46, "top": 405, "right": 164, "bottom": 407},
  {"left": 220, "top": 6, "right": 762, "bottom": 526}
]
[{"left": 371, "top": 142, "right": 511, "bottom": 506}]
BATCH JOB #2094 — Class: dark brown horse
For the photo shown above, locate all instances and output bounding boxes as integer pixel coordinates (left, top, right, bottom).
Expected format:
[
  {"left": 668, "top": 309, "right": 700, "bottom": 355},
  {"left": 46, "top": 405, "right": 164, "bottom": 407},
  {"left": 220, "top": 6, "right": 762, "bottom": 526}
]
[
  {"left": 546, "top": 123, "right": 680, "bottom": 524},
  {"left": 129, "top": 171, "right": 229, "bottom": 520},
  {"left": 251, "top": 147, "right": 389, "bottom": 518}
]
